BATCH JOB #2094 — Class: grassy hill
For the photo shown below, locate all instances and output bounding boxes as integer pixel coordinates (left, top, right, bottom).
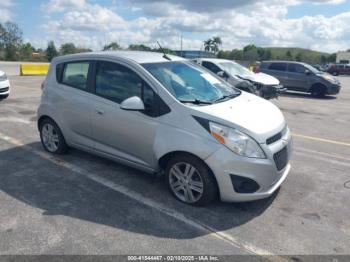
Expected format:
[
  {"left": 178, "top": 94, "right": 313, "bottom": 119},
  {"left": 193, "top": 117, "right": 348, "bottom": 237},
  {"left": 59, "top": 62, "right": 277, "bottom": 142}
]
[
  {"left": 218, "top": 45, "right": 336, "bottom": 65},
  {"left": 264, "top": 47, "right": 330, "bottom": 63}
]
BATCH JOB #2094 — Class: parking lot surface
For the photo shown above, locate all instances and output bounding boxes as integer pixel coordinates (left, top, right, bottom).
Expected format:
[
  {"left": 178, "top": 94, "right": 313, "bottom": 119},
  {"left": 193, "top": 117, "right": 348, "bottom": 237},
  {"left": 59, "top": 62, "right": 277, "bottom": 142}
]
[{"left": 0, "top": 75, "right": 349, "bottom": 255}]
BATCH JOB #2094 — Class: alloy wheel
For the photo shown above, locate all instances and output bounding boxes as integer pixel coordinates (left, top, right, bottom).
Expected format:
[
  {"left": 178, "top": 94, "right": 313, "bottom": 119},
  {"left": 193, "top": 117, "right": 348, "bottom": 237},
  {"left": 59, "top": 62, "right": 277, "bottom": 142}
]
[{"left": 169, "top": 162, "right": 204, "bottom": 203}]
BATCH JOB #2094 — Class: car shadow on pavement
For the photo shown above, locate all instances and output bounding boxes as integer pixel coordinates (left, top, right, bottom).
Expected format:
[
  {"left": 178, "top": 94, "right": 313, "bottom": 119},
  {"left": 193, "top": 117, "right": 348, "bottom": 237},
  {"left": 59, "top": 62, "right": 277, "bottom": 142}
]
[
  {"left": 0, "top": 142, "right": 277, "bottom": 239},
  {"left": 280, "top": 91, "right": 337, "bottom": 100}
]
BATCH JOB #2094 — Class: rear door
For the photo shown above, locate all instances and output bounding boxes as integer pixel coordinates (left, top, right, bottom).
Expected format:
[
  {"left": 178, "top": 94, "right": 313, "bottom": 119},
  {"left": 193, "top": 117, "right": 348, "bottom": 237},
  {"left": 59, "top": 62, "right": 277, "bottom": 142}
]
[
  {"left": 89, "top": 60, "right": 161, "bottom": 170},
  {"left": 286, "top": 63, "right": 309, "bottom": 91},
  {"left": 56, "top": 61, "right": 94, "bottom": 149},
  {"left": 266, "top": 62, "right": 288, "bottom": 87}
]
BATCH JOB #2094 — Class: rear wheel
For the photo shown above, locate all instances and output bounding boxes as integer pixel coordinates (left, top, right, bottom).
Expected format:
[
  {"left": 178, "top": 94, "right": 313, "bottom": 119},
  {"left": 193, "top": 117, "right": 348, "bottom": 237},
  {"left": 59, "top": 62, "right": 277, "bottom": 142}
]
[
  {"left": 166, "top": 154, "right": 218, "bottom": 206},
  {"left": 40, "top": 118, "right": 68, "bottom": 154},
  {"left": 332, "top": 71, "right": 339, "bottom": 76}
]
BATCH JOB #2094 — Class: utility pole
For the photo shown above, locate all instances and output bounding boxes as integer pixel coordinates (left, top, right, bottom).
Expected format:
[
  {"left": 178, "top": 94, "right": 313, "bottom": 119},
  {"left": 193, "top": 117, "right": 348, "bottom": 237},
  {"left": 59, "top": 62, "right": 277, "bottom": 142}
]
[{"left": 180, "top": 35, "right": 183, "bottom": 57}]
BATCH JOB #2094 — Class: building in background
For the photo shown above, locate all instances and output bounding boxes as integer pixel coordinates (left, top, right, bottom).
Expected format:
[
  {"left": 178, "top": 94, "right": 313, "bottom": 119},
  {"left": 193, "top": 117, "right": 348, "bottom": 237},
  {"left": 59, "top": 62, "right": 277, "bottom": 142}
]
[
  {"left": 336, "top": 51, "right": 350, "bottom": 64},
  {"left": 174, "top": 50, "right": 216, "bottom": 59}
]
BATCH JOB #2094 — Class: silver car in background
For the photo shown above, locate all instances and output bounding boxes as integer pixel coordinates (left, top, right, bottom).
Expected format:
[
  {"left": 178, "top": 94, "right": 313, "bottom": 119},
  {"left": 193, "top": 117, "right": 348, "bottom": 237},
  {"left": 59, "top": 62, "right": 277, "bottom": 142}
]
[
  {"left": 195, "top": 58, "right": 286, "bottom": 99},
  {"left": 37, "top": 51, "right": 292, "bottom": 206},
  {"left": 0, "top": 70, "right": 10, "bottom": 99}
]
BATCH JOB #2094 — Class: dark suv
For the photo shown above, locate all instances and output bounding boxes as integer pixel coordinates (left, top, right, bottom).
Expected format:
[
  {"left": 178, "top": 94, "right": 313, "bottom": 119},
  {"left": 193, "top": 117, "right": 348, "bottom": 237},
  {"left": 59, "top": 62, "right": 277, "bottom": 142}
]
[
  {"left": 260, "top": 61, "right": 341, "bottom": 97},
  {"left": 326, "top": 64, "right": 350, "bottom": 76}
]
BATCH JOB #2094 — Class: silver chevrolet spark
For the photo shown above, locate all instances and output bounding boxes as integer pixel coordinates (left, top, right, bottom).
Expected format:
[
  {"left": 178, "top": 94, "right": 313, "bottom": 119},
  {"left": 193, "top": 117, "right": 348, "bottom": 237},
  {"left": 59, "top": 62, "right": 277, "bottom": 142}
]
[{"left": 37, "top": 51, "right": 292, "bottom": 206}]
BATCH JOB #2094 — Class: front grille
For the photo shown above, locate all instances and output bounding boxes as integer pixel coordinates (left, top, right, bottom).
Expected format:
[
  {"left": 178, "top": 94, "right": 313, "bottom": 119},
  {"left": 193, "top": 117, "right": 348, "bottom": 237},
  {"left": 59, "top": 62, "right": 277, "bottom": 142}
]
[
  {"left": 0, "top": 87, "right": 9, "bottom": 92},
  {"left": 273, "top": 146, "right": 288, "bottom": 171},
  {"left": 266, "top": 132, "right": 282, "bottom": 145},
  {"left": 266, "top": 126, "right": 287, "bottom": 145}
]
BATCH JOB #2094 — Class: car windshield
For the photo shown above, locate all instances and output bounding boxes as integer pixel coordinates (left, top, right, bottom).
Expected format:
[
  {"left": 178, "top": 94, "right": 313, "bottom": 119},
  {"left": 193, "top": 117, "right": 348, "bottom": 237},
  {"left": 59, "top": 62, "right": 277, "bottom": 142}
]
[
  {"left": 142, "top": 61, "right": 240, "bottom": 104},
  {"left": 219, "top": 61, "right": 254, "bottom": 77}
]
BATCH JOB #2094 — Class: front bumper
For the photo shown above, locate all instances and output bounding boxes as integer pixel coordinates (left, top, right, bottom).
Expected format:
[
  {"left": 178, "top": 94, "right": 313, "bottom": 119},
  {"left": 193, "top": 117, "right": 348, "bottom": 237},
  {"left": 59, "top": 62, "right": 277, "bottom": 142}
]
[
  {"left": 205, "top": 128, "right": 293, "bottom": 202},
  {"left": 259, "top": 84, "right": 286, "bottom": 99},
  {"left": 0, "top": 80, "right": 10, "bottom": 95},
  {"left": 327, "top": 83, "right": 341, "bottom": 95}
]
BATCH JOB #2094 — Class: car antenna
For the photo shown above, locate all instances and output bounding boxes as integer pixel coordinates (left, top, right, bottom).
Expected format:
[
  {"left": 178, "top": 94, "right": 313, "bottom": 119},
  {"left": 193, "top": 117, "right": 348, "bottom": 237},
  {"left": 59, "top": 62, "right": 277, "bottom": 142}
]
[{"left": 157, "top": 41, "right": 171, "bottom": 61}]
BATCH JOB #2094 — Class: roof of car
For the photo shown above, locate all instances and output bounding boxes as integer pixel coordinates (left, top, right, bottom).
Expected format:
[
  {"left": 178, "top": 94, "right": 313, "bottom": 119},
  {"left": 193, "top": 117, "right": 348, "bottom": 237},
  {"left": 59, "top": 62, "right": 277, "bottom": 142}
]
[
  {"left": 54, "top": 51, "right": 186, "bottom": 64},
  {"left": 262, "top": 60, "right": 305, "bottom": 64},
  {"left": 196, "top": 58, "right": 232, "bottom": 63}
]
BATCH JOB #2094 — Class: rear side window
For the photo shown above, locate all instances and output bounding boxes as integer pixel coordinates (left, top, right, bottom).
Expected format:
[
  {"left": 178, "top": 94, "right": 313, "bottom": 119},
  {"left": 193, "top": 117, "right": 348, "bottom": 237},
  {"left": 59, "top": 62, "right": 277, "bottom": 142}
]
[
  {"left": 268, "top": 63, "right": 287, "bottom": 71},
  {"left": 202, "top": 61, "right": 222, "bottom": 74},
  {"left": 288, "top": 63, "right": 305, "bottom": 74},
  {"left": 62, "top": 62, "right": 90, "bottom": 90},
  {"left": 56, "top": 63, "right": 64, "bottom": 82}
]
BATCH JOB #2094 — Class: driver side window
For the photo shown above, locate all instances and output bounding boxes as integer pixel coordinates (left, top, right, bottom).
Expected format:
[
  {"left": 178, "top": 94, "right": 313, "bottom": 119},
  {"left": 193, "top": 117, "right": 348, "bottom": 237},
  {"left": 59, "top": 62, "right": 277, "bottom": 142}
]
[{"left": 95, "top": 61, "right": 157, "bottom": 115}]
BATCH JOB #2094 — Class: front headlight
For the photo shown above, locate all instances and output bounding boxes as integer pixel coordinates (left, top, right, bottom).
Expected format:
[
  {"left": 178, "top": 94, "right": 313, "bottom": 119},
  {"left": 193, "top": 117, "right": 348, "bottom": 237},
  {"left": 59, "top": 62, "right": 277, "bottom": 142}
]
[
  {"left": 209, "top": 122, "right": 266, "bottom": 158},
  {"left": 322, "top": 74, "right": 335, "bottom": 83},
  {"left": 0, "top": 74, "right": 8, "bottom": 81}
]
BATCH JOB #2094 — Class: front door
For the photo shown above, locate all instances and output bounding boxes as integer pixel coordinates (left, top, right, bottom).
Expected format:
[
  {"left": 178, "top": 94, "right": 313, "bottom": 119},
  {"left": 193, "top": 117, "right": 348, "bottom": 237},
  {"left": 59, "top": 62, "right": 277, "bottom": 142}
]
[{"left": 89, "top": 60, "right": 159, "bottom": 170}]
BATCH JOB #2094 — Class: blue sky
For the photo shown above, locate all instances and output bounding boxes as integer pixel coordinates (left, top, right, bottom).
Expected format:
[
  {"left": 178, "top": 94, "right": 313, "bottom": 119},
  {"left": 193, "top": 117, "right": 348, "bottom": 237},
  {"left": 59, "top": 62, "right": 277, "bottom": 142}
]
[{"left": 1, "top": 0, "right": 349, "bottom": 52}]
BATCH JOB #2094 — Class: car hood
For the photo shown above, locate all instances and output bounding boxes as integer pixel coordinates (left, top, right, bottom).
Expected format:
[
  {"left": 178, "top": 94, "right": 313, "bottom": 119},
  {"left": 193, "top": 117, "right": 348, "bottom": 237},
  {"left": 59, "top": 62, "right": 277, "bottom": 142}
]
[
  {"left": 193, "top": 92, "right": 285, "bottom": 143},
  {"left": 240, "top": 72, "right": 280, "bottom": 86}
]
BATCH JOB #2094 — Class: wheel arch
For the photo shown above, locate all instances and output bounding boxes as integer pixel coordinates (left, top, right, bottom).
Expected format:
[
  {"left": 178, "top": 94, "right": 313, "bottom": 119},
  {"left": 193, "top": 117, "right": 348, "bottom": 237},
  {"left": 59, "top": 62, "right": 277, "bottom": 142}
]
[{"left": 158, "top": 151, "right": 219, "bottom": 187}]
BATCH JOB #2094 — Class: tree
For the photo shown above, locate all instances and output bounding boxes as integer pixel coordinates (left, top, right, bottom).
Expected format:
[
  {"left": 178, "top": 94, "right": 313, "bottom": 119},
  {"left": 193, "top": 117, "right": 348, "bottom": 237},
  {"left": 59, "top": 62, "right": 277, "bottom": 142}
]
[
  {"left": 128, "top": 44, "right": 152, "bottom": 51},
  {"left": 327, "top": 53, "right": 336, "bottom": 63},
  {"left": 286, "top": 50, "right": 293, "bottom": 60},
  {"left": 20, "top": 42, "right": 35, "bottom": 60},
  {"left": 60, "top": 43, "right": 76, "bottom": 55},
  {"left": 243, "top": 45, "right": 259, "bottom": 62},
  {"left": 203, "top": 37, "right": 222, "bottom": 53},
  {"left": 0, "top": 22, "right": 23, "bottom": 60},
  {"left": 46, "top": 41, "right": 58, "bottom": 62},
  {"left": 103, "top": 42, "right": 121, "bottom": 51},
  {"left": 295, "top": 52, "right": 303, "bottom": 62}
]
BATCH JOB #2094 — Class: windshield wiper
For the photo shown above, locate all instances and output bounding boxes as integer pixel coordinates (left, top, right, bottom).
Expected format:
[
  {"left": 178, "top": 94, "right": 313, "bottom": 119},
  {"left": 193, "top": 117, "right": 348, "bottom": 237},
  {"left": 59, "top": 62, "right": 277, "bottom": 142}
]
[
  {"left": 179, "top": 99, "right": 213, "bottom": 105},
  {"left": 214, "top": 93, "right": 240, "bottom": 103}
]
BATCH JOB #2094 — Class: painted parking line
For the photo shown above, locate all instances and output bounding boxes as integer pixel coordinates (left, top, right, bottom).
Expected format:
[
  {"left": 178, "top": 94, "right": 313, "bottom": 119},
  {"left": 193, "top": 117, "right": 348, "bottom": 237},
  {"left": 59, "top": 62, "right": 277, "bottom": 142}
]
[
  {"left": 296, "top": 147, "right": 350, "bottom": 163},
  {"left": 0, "top": 131, "right": 277, "bottom": 257},
  {"left": 293, "top": 133, "right": 350, "bottom": 147}
]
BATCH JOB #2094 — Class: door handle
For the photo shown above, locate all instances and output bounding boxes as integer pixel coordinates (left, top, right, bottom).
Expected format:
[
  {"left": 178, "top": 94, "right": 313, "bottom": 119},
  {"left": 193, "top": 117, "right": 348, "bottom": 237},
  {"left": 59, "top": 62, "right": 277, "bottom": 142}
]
[{"left": 95, "top": 109, "right": 105, "bottom": 115}]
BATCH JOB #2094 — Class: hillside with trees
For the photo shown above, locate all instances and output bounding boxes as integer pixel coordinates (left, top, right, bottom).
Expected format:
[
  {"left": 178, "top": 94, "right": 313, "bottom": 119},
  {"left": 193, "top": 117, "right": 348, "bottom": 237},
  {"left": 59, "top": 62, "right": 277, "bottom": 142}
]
[{"left": 218, "top": 44, "right": 336, "bottom": 65}]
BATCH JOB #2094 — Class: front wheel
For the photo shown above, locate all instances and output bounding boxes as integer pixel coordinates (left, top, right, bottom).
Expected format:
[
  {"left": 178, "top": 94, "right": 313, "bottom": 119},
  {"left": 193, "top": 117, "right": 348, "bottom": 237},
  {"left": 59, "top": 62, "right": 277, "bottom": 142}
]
[
  {"left": 166, "top": 154, "right": 218, "bottom": 206},
  {"left": 40, "top": 118, "right": 68, "bottom": 154},
  {"left": 311, "top": 84, "right": 326, "bottom": 98}
]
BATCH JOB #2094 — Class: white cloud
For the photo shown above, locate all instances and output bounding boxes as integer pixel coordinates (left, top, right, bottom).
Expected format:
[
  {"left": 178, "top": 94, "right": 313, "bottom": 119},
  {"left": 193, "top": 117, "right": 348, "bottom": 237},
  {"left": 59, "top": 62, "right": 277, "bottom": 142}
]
[
  {"left": 0, "top": 0, "right": 14, "bottom": 22},
  {"left": 41, "top": 0, "right": 86, "bottom": 13},
  {"left": 35, "top": 0, "right": 350, "bottom": 53}
]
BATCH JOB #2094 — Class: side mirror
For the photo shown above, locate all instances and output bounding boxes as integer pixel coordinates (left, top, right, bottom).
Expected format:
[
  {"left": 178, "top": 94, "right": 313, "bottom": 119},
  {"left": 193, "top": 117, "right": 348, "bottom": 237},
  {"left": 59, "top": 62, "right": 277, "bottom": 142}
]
[
  {"left": 305, "top": 69, "right": 311, "bottom": 75},
  {"left": 217, "top": 71, "right": 228, "bottom": 79},
  {"left": 120, "top": 96, "right": 145, "bottom": 111}
]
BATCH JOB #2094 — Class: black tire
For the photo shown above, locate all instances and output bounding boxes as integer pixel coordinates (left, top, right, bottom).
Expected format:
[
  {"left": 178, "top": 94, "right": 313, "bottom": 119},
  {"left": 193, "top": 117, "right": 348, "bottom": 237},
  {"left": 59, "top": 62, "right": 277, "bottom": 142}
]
[
  {"left": 39, "top": 118, "right": 68, "bottom": 154},
  {"left": 311, "top": 84, "right": 326, "bottom": 98},
  {"left": 332, "top": 71, "right": 339, "bottom": 76},
  {"left": 165, "top": 154, "right": 218, "bottom": 206}
]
